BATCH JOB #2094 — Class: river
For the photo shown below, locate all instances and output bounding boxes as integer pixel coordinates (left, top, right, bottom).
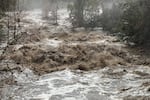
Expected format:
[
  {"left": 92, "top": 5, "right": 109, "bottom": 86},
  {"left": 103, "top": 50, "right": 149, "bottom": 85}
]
[
  {"left": 0, "top": 9, "right": 150, "bottom": 100},
  {"left": 1, "top": 66, "right": 150, "bottom": 100}
]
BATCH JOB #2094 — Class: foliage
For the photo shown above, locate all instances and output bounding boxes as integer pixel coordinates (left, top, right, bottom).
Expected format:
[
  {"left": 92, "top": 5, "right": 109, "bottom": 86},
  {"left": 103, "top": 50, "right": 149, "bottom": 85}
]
[
  {"left": 0, "top": 25, "right": 5, "bottom": 42},
  {"left": 0, "top": 0, "right": 17, "bottom": 11},
  {"left": 100, "top": 3, "right": 123, "bottom": 32},
  {"left": 0, "top": 0, "right": 17, "bottom": 42},
  {"left": 100, "top": 0, "right": 150, "bottom": 45},
  {"left": 121, "top": 0, "right": 150, "bottom": 45},
  {"left": 68, "top": 0, "right": 101, "bottom": 28}
]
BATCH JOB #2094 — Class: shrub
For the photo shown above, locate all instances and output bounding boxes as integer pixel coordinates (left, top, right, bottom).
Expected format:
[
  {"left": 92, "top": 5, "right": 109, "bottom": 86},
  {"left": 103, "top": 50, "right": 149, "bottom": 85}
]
[
  {"left": 68, "top": 0, "right": 101, "bottom": 28},
  {"left": 121, "top": 0, "right": 150, "bottom": 45}
]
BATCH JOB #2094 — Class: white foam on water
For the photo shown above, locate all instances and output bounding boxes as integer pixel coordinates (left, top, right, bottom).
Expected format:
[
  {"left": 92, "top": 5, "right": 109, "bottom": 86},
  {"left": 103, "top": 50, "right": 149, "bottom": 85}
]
[
  {"left": 57, "top": 9, "right": 71, "bottom": 26},
  {"left": 40, "top": 38, "right": 62, "bottom": 48},
  {"left": 63, "top": 97, "right": 76, "bottom": 100},
  {"left": 24, "top": 9, "right": 44, "bottom": 25},
  {"left": 1, "top": 66, "right": 150, "bottom": 100}
]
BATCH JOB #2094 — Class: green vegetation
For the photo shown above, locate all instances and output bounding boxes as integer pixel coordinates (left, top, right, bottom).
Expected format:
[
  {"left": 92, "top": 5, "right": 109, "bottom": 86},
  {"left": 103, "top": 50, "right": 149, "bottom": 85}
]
[
  {"left": 69, "top": 0, "right": 150, "bottom": 45},
  {"left": 0, "top": 0, "right": 149, "bottom": 45},
  {"left": 0, "top": 0, "right": 17, "bottom": 42},
  {"left": 68, "top": 0, "right": 101, "bottom": 28},
  {"left": 121, "top": 0, "right": 150, "bottom": 45},
  {"left": 0, "top": 0, "right": 17, "bottom": 11}
]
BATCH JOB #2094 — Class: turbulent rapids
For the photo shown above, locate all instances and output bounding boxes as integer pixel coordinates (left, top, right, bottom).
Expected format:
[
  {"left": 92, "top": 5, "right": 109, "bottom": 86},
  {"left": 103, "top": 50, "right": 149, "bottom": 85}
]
[
  {"left": 1, "top": 66, "right": 150, "bottom": 100},
  {"left": 0, "top": 6, "right": 150, "bottom": 100}
]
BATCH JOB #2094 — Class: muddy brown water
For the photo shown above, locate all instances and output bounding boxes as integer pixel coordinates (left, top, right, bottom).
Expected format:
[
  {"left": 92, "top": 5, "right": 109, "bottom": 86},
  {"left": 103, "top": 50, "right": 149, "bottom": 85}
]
[{"left": 0, "top": 9, "right": 150, "bottom": 100}]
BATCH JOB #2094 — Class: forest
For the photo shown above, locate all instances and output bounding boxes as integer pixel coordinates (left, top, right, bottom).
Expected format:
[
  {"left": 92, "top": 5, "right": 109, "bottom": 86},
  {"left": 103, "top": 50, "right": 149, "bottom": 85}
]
[
  {"left": 0, "top": 0, "right": 150, "bottom": 100},
  {"left": 0, "top": 0, "right": 150, "bottom": 45}
]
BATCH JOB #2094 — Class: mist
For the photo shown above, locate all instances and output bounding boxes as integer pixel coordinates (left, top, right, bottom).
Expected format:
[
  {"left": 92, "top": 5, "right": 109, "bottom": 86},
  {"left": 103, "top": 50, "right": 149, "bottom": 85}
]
[{"left": 19, "top": 0, "right": 72, "bottom": 10}]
